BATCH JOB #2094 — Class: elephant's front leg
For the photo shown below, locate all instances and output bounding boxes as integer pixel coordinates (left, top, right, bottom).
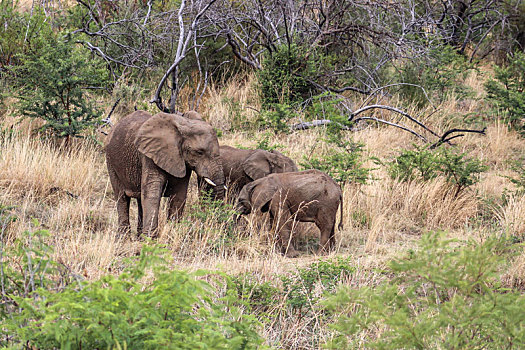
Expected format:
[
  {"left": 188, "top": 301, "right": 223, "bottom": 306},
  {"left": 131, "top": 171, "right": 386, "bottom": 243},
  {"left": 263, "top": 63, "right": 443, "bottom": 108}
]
[
  {"left": 271, "top": 204, "right": 299, "bottom": 258},
  {"left": 141, "top": 167, "right": 167, "bottom": 238},
  {"left": 167, "top": 173, "right": 191, "bottom": 221}
]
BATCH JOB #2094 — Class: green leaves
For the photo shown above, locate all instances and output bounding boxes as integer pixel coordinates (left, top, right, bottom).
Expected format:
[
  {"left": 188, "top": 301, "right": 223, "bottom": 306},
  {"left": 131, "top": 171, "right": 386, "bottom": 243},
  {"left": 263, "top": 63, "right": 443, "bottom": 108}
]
[
  {"left": 326, "top": 232, "right": 525, "bottom": 349},
  {"left": 301, "top": 136, "right": 371, "bottom": 186},
  {"left": 257, "top": 44, "right": 313, "bottom": 108},
  {"left": 388, "top": 145, "right": 488, "bottom": 196},
  {"left": 485, "top": 51, "right": 525, "bottom": 131},
  {"left": 12, "top": 33, "right": 109, "bottom": 140},
  {"left": 1, "top": 225, "right": 263, "bottom": 349}
]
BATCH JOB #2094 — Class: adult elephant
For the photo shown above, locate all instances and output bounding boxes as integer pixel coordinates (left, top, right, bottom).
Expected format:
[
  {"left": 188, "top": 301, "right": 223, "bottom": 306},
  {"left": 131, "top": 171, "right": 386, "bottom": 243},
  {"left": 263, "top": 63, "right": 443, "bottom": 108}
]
[
  {"left": 105, "top": 110, "right": 225, "bottom": 237},
  {"left": 199, "top": 145, "right": 298, "bottom": 200}
]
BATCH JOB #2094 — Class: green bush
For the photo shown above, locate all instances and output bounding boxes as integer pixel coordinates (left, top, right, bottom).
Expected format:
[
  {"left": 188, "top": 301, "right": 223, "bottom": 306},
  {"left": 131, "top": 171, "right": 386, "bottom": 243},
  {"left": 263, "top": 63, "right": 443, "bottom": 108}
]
[
  {"left": 257, "top": 44, "right": 313, "bottom": 108},
  {"left": 388, "top": 145, "right": 441, "bottom": 182},
  {"left": 260, "top": 103, "right": 294, "bottom": 133},
  {"left": 233, "top": 275, "right": 280, "bottom": 314},
  {"left": 299, "top": 93, "right": 371, "bottom": 185},
  {"left": 232, "top": 257, "right": 354, "bottom": 325},
  {"left": 0, "top": 2, "right": 49, "bottom": 71},
  {"left": 1, "top": 224, "right": 263, "bottom": 349},
  {"left": 281, "top": 257, "right": 355, "bottom": 315},
  {"left": 388, "top": 146, "right": 487, "bottom": 196},
  {"left": 397, "top": 46, "right": 475, "bottom": 106},
  {"left": 325, "top": 232, "right": 525, "bottom": 349},
  {"left": 12, "top": 34, "right": 109, "bottom": 142},
  {"left": 254, "top": 132, "right": 283, "bottom": 151},
  {"left": 302, "top": 135, "right": 371, "bottom": 186},
  {"left": 485, "top": 51, "right": 525, "bottom": 131}
]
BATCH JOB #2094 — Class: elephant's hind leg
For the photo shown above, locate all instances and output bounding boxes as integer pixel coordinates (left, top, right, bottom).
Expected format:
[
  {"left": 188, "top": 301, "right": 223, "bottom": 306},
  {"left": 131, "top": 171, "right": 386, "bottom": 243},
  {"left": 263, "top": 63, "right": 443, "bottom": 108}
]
[
  {"left": 316, "top": 216, "right": 336, "bottom": 255},
  {"left": 137, "top": 198, "right": 143, "bottom": 236}
]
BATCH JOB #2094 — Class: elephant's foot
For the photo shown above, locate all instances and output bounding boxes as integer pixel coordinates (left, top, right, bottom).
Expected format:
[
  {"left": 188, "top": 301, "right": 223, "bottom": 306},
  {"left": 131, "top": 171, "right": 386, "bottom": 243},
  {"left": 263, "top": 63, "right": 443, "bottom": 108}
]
[{"left": 117, "top": 225, "right": 131, "bottom": 237}]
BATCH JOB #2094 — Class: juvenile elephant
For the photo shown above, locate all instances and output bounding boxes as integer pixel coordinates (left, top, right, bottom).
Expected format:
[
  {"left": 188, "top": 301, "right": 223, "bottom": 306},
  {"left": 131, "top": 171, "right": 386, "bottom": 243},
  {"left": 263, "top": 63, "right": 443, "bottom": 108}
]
[
  {"left": 199, "top": 145, "right": 298, "bottom": 200},
  {"left": 237, "top": 169, "right": 343, "bottom": 257},
  {"left": 105, "top": 110, "right": 225, "bottom": 237}
]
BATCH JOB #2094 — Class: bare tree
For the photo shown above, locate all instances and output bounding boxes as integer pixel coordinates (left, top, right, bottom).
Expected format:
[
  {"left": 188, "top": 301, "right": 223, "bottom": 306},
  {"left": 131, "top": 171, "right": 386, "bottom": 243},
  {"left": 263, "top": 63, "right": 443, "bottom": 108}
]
[{"left": 151, "top": 0, "right": 218, "bottom": 113}]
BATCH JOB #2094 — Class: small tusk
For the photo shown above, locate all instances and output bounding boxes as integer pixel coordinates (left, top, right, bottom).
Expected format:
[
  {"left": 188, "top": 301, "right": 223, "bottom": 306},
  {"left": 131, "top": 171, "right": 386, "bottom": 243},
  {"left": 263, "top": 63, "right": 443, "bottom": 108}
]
[
  {"left": 204, "top": 178, "right": 217, "bottom": 187},
  {"left": 224, "top": 185, "right": 228, "bottom": 190}
]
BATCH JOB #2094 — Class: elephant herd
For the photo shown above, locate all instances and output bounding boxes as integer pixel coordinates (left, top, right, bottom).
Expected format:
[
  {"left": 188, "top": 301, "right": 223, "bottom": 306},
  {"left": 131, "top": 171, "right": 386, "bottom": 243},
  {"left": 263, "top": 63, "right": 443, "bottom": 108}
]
[{"left": 105, "top": 110, "right": 343, "bottom": 257}]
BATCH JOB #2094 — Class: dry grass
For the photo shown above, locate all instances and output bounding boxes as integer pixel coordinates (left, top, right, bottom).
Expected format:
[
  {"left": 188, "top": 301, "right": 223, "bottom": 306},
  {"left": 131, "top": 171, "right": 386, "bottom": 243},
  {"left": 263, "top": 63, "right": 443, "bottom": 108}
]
[{"left": 2, "top": 69, "right": 525, "bottom": 348}]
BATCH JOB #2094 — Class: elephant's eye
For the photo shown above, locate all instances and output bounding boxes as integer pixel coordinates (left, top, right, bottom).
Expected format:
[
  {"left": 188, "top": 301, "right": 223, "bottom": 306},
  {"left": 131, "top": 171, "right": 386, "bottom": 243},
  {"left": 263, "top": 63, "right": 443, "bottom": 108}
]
[{"left": 193, "top": 148, "right": 205, "bottom": 155}]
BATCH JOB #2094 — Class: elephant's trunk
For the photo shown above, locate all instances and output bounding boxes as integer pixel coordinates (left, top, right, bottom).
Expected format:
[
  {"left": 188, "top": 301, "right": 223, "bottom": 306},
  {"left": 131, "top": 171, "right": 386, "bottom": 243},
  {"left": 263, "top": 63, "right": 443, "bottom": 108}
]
[{"left": 197, "top": 161, "right": 225, "bottom": 201}]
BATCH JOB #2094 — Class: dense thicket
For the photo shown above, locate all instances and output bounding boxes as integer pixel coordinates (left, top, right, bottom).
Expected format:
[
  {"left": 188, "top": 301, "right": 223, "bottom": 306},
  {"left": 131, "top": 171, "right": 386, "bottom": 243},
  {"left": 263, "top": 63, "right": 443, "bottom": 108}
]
[{"left": 1, "top": 0, "right": 524, "bottom": 120}]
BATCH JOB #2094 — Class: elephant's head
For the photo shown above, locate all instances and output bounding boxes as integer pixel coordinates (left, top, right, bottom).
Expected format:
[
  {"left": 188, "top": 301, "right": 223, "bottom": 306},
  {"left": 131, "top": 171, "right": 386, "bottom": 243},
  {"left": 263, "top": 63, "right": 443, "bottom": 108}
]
[
  {"left": 135, "top": 112, "right": 225, "bottom": 199},
  {"left": 237, "top": 178, "right": 279, "bottom": 215},
  {"left": 242, "top": 149, "right": 298, "bottom": 180}
]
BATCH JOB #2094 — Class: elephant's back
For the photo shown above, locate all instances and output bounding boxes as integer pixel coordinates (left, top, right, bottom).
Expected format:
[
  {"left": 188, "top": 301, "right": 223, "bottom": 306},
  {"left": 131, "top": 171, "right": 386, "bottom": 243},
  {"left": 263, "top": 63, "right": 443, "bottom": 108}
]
[
  {"left": 278, "top": 169, "right": 341, "bottom": 200},
  {"left": 106, "top": 111, "right": 151, "bottom": 197}
]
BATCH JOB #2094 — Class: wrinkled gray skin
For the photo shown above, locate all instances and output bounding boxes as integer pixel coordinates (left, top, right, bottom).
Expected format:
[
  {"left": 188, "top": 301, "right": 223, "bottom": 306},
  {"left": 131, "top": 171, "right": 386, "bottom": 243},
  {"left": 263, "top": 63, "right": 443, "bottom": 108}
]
[
  {"left": 105, "top": 110, "right": 225, "bottom": 237},
  {"left": 237, "top": 169, "right": 343, "bottom": 257},
  {"left": 199, "top": 145, "right": 298, "bottom": 201}
]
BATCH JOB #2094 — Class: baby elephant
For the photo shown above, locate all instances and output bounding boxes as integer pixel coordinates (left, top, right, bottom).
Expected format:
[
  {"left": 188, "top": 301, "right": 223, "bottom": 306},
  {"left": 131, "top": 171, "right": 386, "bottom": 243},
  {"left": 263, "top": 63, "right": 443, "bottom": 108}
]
[{"left": 237, "top": 169, "right": 343, "bottom": 257}]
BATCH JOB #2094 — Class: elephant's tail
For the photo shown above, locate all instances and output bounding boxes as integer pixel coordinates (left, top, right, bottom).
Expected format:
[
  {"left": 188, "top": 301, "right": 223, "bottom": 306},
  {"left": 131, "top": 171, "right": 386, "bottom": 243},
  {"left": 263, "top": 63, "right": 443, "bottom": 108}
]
[{"left": 338, "top": 193, "right": 344, "bottom": 231}]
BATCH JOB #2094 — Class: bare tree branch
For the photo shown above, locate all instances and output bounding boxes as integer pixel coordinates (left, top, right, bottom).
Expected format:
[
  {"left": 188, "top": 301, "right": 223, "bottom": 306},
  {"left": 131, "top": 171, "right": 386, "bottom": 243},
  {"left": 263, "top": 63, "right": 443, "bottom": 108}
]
[
  {"left": 353, "top": 116, "right": 428, "bottom": 142},
  {"left": 350, "top": 104, "right": 440, "bottom": 138},
  {"left": 430, "top": 127, "right": 487, "bottom": 149},
  {"left": 150, "top": 0, "right": 218, "bottom": 112}
]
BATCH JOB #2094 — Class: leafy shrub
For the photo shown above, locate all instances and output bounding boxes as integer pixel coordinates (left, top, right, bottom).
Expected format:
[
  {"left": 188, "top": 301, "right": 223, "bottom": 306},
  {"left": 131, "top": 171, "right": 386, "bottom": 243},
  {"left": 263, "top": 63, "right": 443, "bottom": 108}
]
[
  {"left": 325, "top": 232, "right": 524, "bottom": 349},
  {"left": 485, "top": 51, "right": 525, "bottom": 131},
  {"left": 260, "top": 103, "right": 294, "bottom": 133},
  {"left": 0, "top": 2, "right": 49, "bottom": 71},
  {"left": 397, "top": 45, "right": 475, "bottom": 106},
  {"left": 233, "top": 258, "right": 354, "bottom": 319},
  {"left": 299, "top": 93, "right": 371, "bottom": 185},
  {"left": 388, "top": 145, "right": 487, "bottom": 196},
  {"left": 302, "top": 135, "right": 371, "bottom": 186},
  {"left": 1, "top": 225, "right": 263, "bottom": 349},
  {"left": 439, "top": 147, "right": 488, "bottom": 195},
  {"left": 12, "top": 35, "right": 109, "bottom": 142},
  {"left": 387, "top": 145, "right": 441, "bottom": 182},
  {"left": 281, "top": 257, "right": 355, "bottom": 315},
  {"left": 253, "top": 132, "right": 283, "bottom": 151},
  {"left": 0, "top": 220, "right": 59, "bottom": 326},
  {"left": 233, "top": 275, "right": 280, "bottom": 313},
  {"left": 257, "top": 44, "right": 313, "bottom": 108}
]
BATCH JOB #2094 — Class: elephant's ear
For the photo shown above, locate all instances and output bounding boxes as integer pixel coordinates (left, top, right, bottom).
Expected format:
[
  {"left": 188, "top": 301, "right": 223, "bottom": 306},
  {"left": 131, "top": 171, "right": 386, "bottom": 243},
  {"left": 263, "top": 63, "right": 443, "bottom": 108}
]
[
  {"left": 269, "top": 150, "right": 298, "bottom": 172},
  {"left": 182, "top": 110, "right": 204, "bottom": 121},
  {"left": 250, "top": 178, "right": 279, "bottom": 213},
  {"left": 243, "top": 151, "right": 272, "bottom": 180},
  {"left": 135, "top": 113, "right": 186, "bottom": 178}
]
